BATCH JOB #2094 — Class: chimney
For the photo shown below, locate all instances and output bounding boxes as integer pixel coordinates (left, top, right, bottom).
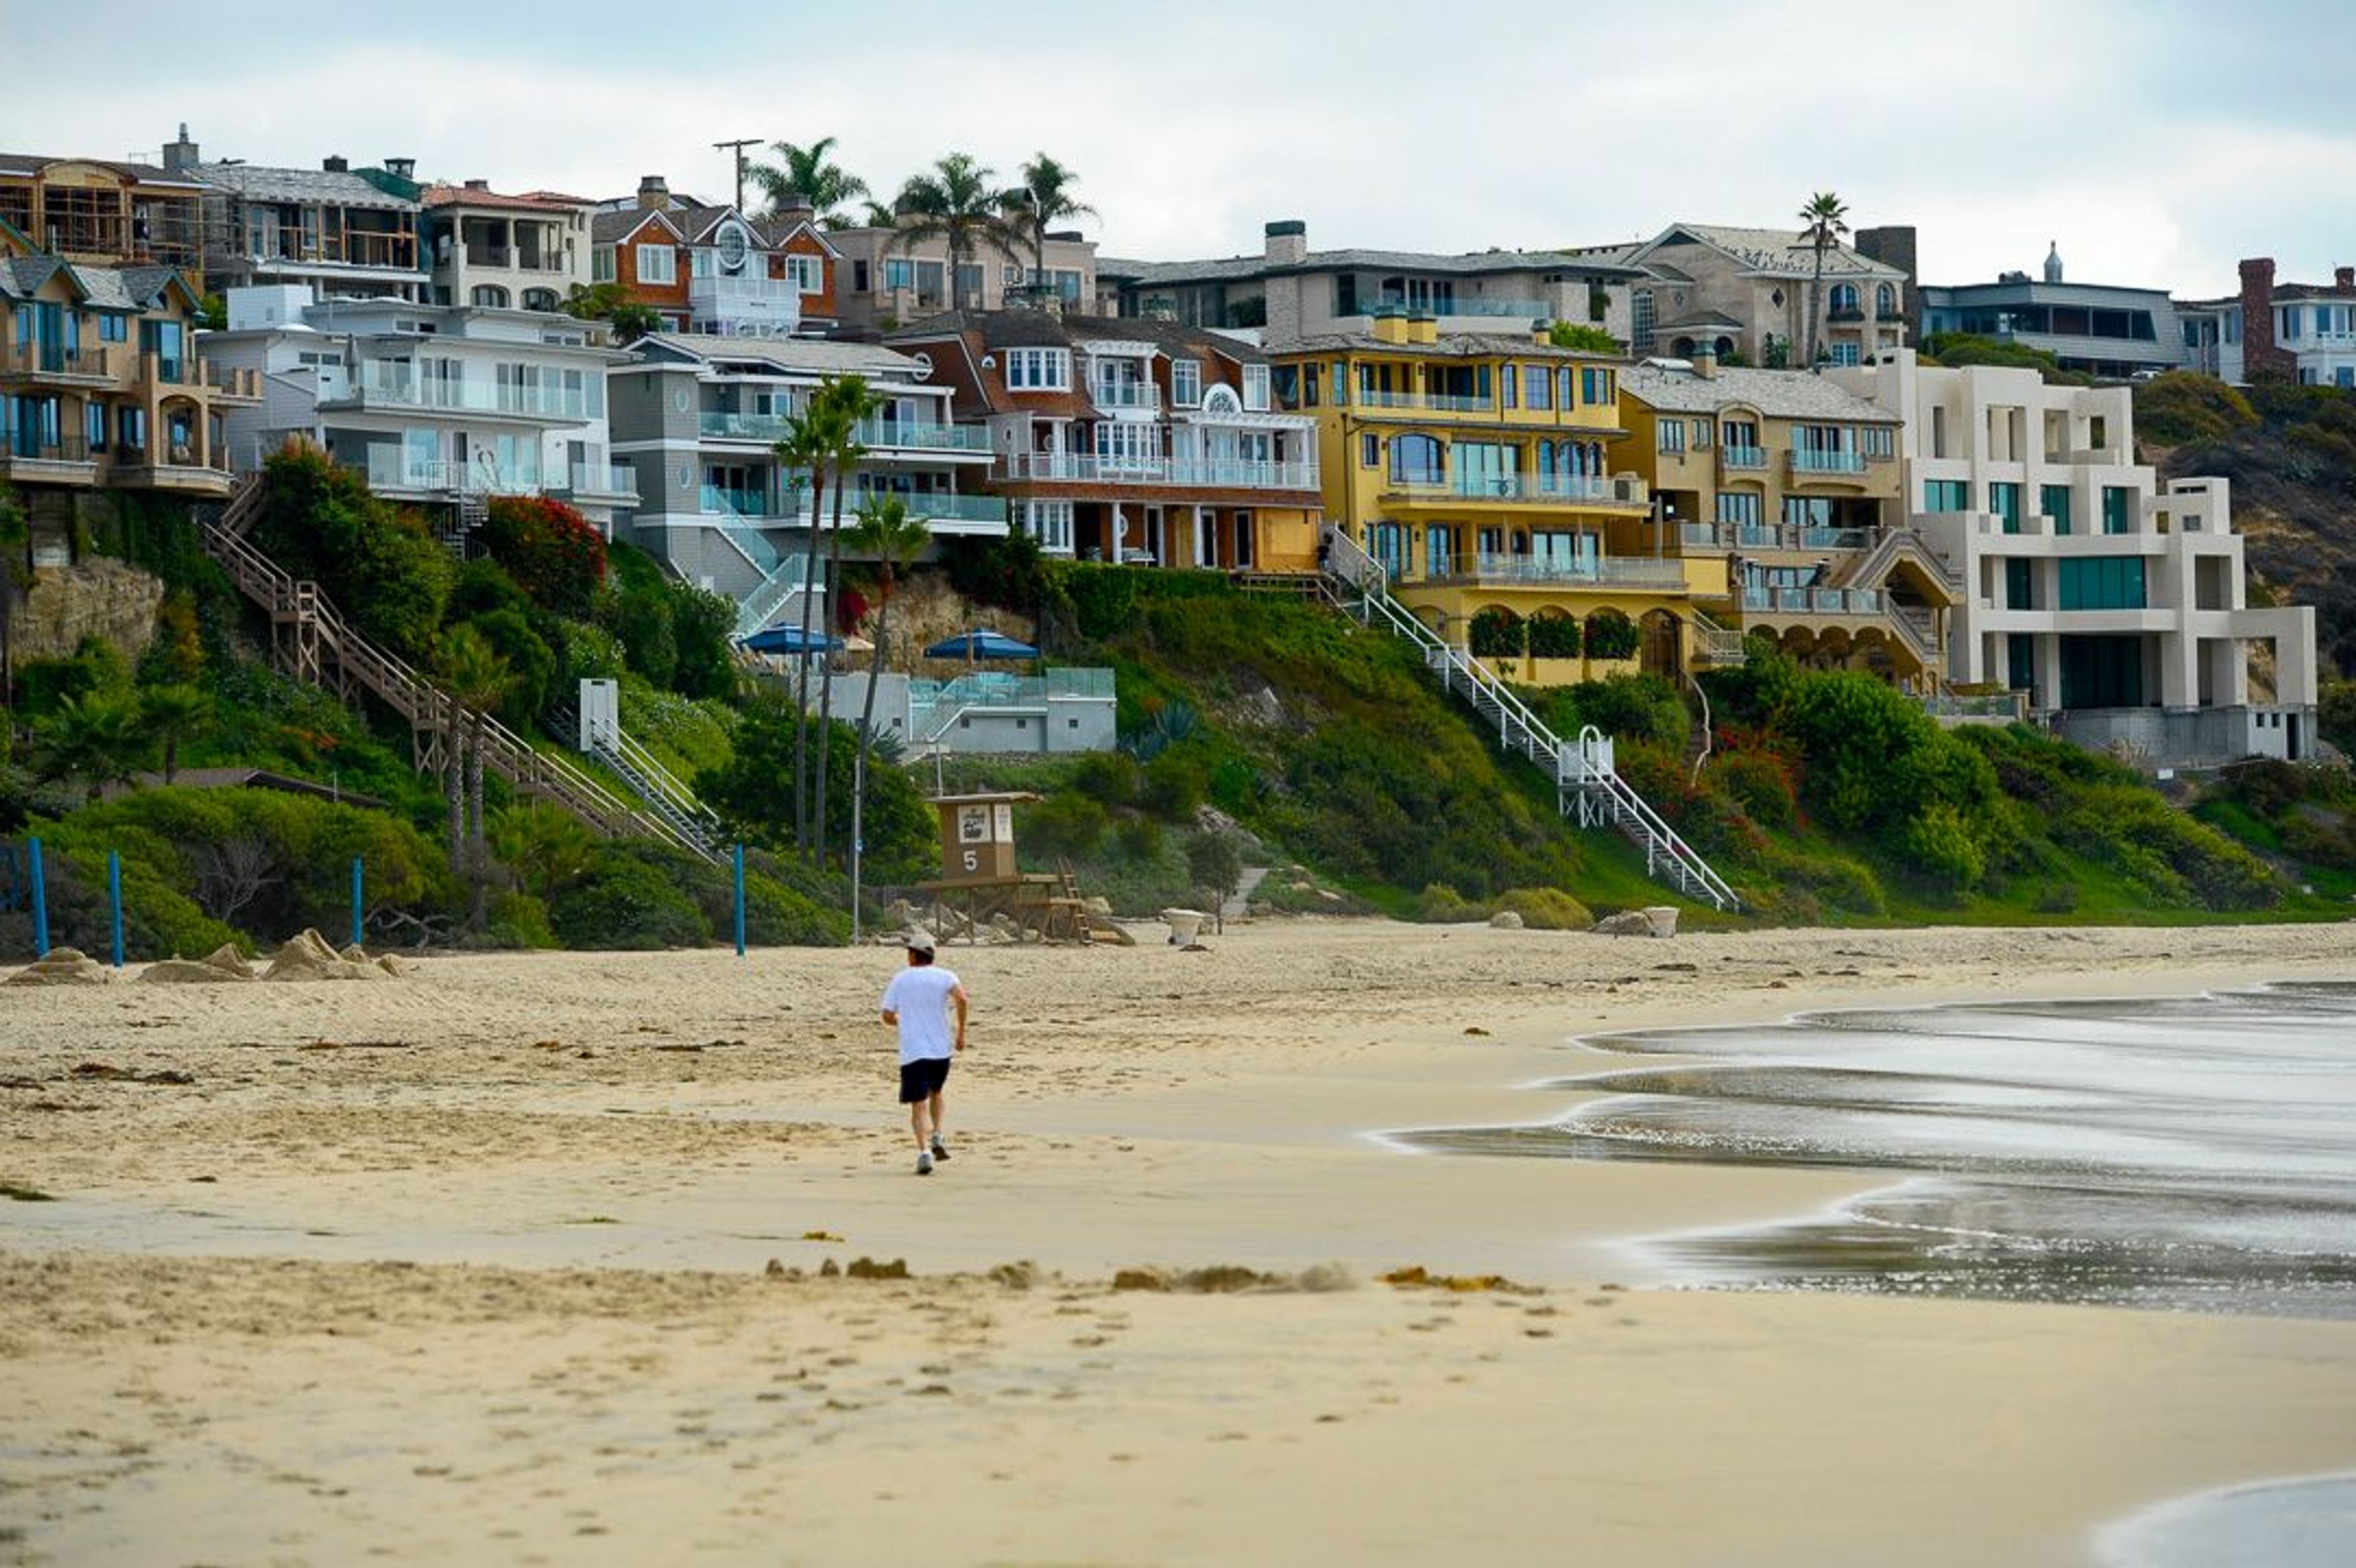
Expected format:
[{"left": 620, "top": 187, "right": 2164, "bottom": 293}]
[
  {"left": 1369, "top": 308, "right": 1409, "bottom": 345},
  {"left": 2338, "top": 266, "right": 2354, "bottom": 291},
  {"left": 322, "top": 155, "right": 348, "bottom": 174},
  {"left": 775, "top": 190, "right": 815, "bottom": 221},
  {"left": 1265, "top": 219, "right": 1307, "bottom": 267},
  {"left": 384, "top": 156, "right": 416, "bottom": 181},
  {"left": 1693, "top": 340, "right": 1719, "bottom": 379},
  {"left": 637, "top": 174, "right": 671, "bottom": 210},
  {"left": 2239, "top": 257, "right": 2293, "bottom": 378},
  {"left": 464, "top": 179, "right": 490, "bottom": 191},
  {"left": 1408, "top": 312, "right": 1438, "bottom": 345},
  {"left": 162, "top": 122, "right": 199, "bottom": 173}
]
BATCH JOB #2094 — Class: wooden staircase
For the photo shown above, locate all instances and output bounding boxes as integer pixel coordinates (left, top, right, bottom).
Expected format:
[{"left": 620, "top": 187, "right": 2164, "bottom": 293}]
[
  {"left": 1317, "top": 525, "right": 1739, "bottom": 911},
  {"left": 203, "top": 474, "right": 707, "bottom": 855}
]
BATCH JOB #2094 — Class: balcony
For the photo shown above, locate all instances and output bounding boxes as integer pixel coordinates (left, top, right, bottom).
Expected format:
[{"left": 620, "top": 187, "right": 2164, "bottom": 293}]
[
  {"left": 0, "top": 430, "right": 98, "bottom": 483},
  {"left": 1719, "top": 444, "right": 1767, "bottom": 471},
  {"left": 365, "top": 450, "right": 542, "bottom": 495},
  {"left": 698, "top": 410, "right": 992, "bottom": 452},
  {"left": 1001, "top": 452, "right": 1321, "bottom": 491},
  {"left": 330, "top": 370, "right": 593, "bottom": 422},
  {"left": 1382, "top": 472, "right": 1649, "bottom": 509},
  {"left": 1361, "top": 295, "right": 1547, "bottom": 320},
  {"left": 1355, "top": 389, "right": 1496, "bottom": 415},
  {"left": 1789, "top": 449, "right": 1869, "bottom": 476},
  {"left": 1827, "top": 307, "right": 1865, "bottom": 323},
  {"left": 1742, "top": 585, "right": 1884, "bottom": 615},
  {"left": 0, "top": 341, "right": 120, "bottom": 383},
  {"left": 111, "top": 456, "right": 235, "bottom": 494},
  {"left": 688, "top": 274, "right": 801, "bottom": 332},
  {"left": 1090, "top": 381, "right": 1160, "bottom": 412},
  {"left": 1425, "top": 550, "right": 1691, "bottom": 590},
  {"left": 248, "top": 225, "right": 418, "bottom": 273},
  {"left": 550, "top": 463, "right": 639, "bottom": 502},
  {"left": 1680, "top": 521, "right": 1873, "bottom": 553},
  {"left": 198, "top": 362, "right": 266, "bottom": 402},
  {"left": 698, "top": 487, "right": 1006, "bottom": 531}
]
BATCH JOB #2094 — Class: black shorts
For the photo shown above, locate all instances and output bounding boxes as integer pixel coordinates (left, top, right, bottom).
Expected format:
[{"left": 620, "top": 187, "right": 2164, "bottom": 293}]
[{"left": 898, "top": 1056, "right": 952, "bottom": 1103}]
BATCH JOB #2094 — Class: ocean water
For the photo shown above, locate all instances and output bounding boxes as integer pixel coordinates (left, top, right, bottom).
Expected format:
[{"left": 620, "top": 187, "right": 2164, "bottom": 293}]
[{"left": 1399, "top": 981, "right": 2356, "bottom": 1318}]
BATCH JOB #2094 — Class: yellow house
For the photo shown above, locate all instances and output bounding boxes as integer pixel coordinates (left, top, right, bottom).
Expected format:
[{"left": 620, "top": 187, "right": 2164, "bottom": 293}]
[
  {"left": 1271, "top": 312, "right": 1727, "bottom": 685},
  {"left": 1619, "top": 353, "right": 1956, "bottom": 688}
]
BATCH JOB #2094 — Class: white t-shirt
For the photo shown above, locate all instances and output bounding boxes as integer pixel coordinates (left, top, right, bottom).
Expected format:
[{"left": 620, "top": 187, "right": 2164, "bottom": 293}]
[{"left": 882, "top": 964, "right": 963, "bottom": 1064}]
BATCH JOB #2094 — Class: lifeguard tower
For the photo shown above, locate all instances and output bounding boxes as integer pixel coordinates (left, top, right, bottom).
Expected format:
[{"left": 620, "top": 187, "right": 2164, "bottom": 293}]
[{"left": 914, "top": 792, "right": 1093, "bottom": 943}]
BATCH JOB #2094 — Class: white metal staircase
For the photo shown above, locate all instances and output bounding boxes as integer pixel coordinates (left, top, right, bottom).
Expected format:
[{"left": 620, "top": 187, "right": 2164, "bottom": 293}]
[
  {"left": 576, "top": 693, "right": 725, "bottom": 863},
  {"left": 1318, "top": 525, "right": 1739, "bottom": 911}
]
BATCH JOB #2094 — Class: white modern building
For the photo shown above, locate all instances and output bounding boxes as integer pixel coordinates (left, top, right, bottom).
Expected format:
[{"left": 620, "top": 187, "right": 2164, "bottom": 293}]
[
  {"left": 1832, "top": 350, "right": 2319, "bottom": 764},
  {"left": 606, "top": 332, "right": 1003, "bottom": 636},
  {"left": 205, "top": 286, "right": 637, "bottom": 529}
]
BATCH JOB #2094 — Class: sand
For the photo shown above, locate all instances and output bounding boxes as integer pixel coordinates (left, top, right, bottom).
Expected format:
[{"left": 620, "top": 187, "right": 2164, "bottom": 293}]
[{"left": 5, "top": 920, "right": 2355, "bottom": 1566}]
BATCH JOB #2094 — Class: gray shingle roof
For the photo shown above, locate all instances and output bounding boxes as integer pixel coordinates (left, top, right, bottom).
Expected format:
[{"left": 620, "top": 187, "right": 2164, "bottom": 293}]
[
  {"left": 887, "top": 308, "right": 1268, "bottom": 364},
  {"left": 591, "top": 207, "right": 680, "bottom": 245},
  {"left": 1619, "top": 362, "right": 1900, "bottom": 421},
  {"left": 1284, "top": 329, "right": 1616, "bottom": 362},
  {"left": 1637, "top": 223, "right": 1903, "bottom": 281},
  {"left": 196, "top": 162, "right": 417, "bottom": 212},
  {"left": 1107, "top": 244, "right": 1647, "bottom": 291}
]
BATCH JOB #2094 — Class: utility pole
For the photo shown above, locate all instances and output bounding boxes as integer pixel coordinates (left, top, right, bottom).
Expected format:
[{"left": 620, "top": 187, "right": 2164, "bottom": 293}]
[{"left": 714, "top": 138, "right": 761, "bottom": 213}]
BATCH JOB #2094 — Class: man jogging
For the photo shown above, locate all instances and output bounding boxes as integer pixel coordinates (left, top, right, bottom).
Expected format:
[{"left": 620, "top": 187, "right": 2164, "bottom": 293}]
[{"left": 879, "top": 930, "right": 968, "bottom": 1175}]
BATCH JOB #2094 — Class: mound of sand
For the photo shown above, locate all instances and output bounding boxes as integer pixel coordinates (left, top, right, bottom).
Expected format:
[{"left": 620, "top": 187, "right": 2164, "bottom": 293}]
[
  {"left": 7, "top": 947, "right": 112, "bottom": 985},
  {"left": 260, "top": 929, "right": 398, "bottom": 983},
  {"left": 141, "top": 944, "right": 259, "bottom": 985}
]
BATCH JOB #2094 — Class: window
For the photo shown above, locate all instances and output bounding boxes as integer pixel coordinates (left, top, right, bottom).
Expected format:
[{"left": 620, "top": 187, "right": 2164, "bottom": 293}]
[
  {"left": 2041, "top": 484, "right": 2073, "bottom": 534},
  {"left": 1923, "top": 478, "right": 1970, "bottom": 512},
  {"left": 85, "top": 401, "right": 106, "bottom": 449},
  {"left": 690, "top": 247, "right": 712, "bottom": 279},
  {"left": 1390, "top": 434, "right": 1444, "bottom": 485},
  {"left": 1721, "top": 418, "right": 1758, "bottom": 453},
  {"left": 2101, "top": 486, "right": 2135, "bottom": 533},
  {"left": 98, "top": 313, "right": 128, "bottom": 343},
  {"left": 1522, "top": 364, "right": 1552, "bottom": 410},
  {"left": 471, "top": 285, "right": 510, "bottom": 308},
  {"left": 1299, "top": 364, "right": 1318, "bottom": 407},
  {"left": 1860, "top": 425, "right": 1893, "bottom": 459},
  {"left": 1829, "top": 282, "right": 1860, "bottom": 315},
  {"left": 852, "top": 258, "right": 870, "bottom": 292},
  {"left": 2005, "top": 558, "right": 2035, "bottom": 610},
  {"left": 883, "top": 258, "right": 914, "bottom": 291},
  {"left": 1717, "top": 491, "right": 1761, "bottom": 528},
  {"left": 1876, "top": 282, "right": 1897, "bottom": 316},
  {"left": 785, "top": 254, "right": 825, "bottom": 293},
  {"left": 1018, "top": 499, "right": 1074, "bottom": 553},
  {"left": 1171, "top": 358, "right": 1201, "bottom": 408},
  {"left": 1331, "top": 359, "right": 1348, "bottom": 406},
  {"left": 1501, "top": 364, "right": 1517, "bottom": 409},
  {"left": 1003, "top": 347, "right": 1069, "bottom": 390},
  {"left": 1361, "top": 434, "right": 1379, "bottom": 467},
  {"left": 955, "top": 263, "right": 983, "bottom": 302},
  {"left": 1631, "top": 289, "right": 1656, "bottom": 355},
  {"left": 1003, "top": 263, "right": 1025, "bottom": 286},
  {"left": 1052, "top": 269, "right": 1084, "bottom": 303},
  {"left": 1241, "top": 364, "right": 1269, "bottom": 411},
  {"left": 1690, "top": 418, "right": 1711, "bottom": 449},
  {"left": 1093, "top": 421, "right": 1158, "bottom": 469},
  {"left": 635, "top": 243, "right": 676, "bottom": 285},
  {"left": 522, "top": 288, "right": 558, "bottom": 312},
  {"left": 1829, "top": 342, "right": 1861, "bottom": 366},
  {"left": 1991, "top": 481, "right": 2022, "bottom": 532},
  {"left": 1580, "top": 366, "right": 1615, "bottom": 404},
  {"left": 2058, "top": 557, "right": 2148, "bottom": 610},
  {"left": 1657, "top": 419, "right": 1685, "bottom": 455},
  {"left": 116, "top": 404, "right": 147, "bottom": 452},
  {"left": 1783, "top": 496, "right": 1836, "bottom": 529}
]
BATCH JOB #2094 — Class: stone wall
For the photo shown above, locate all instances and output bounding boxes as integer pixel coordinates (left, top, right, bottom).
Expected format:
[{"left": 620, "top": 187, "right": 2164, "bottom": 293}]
[{"left": 15, "top": 558, "right": 164, "bottom": 664}]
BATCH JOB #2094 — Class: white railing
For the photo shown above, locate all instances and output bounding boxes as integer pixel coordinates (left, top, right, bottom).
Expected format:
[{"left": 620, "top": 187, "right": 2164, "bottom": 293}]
[
  {"left": 1384, "top": 473, "right": 1649, "bottom": 507},
  {"left": 1431, "top": 551, "right": 1688, "bottom": 589},
  {"left": 1001, "top": 452, "right": 1321, "bottom": 490}
]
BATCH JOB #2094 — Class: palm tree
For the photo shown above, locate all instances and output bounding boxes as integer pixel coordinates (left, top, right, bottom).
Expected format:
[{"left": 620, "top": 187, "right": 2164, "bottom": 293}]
[
  {"left": 37, "top": 689, "right": 148, "bottom": 804},
  {"left": 842, "top": 493, "right": 931, "bottom": 790},
  {"left": 852, "top": 199, "right": 899, "bottom": 229},
  {"left": 1003, "top": 154, "right": 1097, "bottom": 299},
  {"left": 774, "top": 391, "right": 854, "bottom": 859},
  {"left": 1798, "top": 191, "right": 1850, "bottom": 372},
  {"left": 138, "top": 683, "right": 211, "bottom": 785},
  {"left": 489, "top": 800, "right": 595, "bottom": 904},
  {"left": 891, "top": 154, "right": 1022, "bottom": 313},
  {"left": 436, "top": 625, "right": 515, "bottom": 928},
  {"left": 809, "top": 375, "right": 878, "bottom": 869},
  {"left": 560, "top": 282, "right": 661, "bottom": 344},
  {"left": 747, "top": 137, "right": 871, "bottom": 230}
]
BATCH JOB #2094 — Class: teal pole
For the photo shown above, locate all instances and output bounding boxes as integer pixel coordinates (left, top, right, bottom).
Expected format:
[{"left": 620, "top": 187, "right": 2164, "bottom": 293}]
[
  {"left": 733, "top": 842, "right": 747, "bottom": 956},
  {"left": 109, "top": 851, "right": 125, "bottom": 968},
  {"left": 29, "top": 837, "right": 47, "bottom": 958},
  {"left": 352, "top": 856, "right": 364, "bottom": 949}
]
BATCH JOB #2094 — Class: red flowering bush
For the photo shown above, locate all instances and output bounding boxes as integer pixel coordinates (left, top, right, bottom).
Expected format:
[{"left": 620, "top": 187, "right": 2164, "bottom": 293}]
[{"left": 482, "top": 495, "right": 607, "bottom": 618}]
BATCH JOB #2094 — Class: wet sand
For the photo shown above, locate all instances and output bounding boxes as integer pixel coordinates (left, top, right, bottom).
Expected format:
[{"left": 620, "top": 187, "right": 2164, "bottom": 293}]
[{"left": 6, "top": 921, "right": 2356, "bottom": 1565}]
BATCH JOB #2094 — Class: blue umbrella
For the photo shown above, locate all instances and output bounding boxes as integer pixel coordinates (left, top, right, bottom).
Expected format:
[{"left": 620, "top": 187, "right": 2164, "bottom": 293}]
[
  {"left": 924, "top": 629, "right": 1039, "bottom": 661},
  {"left": 742, "top": 624, "right": 844, "bottom": 655}
]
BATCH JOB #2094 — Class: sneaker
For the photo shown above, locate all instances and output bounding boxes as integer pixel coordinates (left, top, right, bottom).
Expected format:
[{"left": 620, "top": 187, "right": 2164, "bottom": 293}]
[
  {"left": 930, "top": 1136, "right": 951, "bottom": 1163},
  {"left": 915, "top": 1151, "right": 934, "bottom": 1176}
]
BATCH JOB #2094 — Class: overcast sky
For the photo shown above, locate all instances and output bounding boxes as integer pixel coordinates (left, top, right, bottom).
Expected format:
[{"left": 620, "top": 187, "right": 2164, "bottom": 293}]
[{"left": 12, "top": 0, "right": 2352, "bottom": 294}]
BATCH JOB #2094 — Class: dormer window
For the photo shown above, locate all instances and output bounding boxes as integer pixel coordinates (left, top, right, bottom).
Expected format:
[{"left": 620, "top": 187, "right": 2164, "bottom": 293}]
[
  {"left": 1241, "top": 364, "right": 1270, "bottom": 412},
  {"left": 1171, "top": 358, "right": 1201, "bottom": 408},
  {"left": 1004, "top": 347, "right": 1069, "bottom": 390},
  {"left": 636, "top": 243, "right": 676, "bottom": 285}
]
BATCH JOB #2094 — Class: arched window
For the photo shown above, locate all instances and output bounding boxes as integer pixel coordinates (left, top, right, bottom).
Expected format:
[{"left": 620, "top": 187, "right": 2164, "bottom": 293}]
[
  {"left": 1874, "top": 282, "right": 1897, "bottom": 317},
  {"left": 1390, "top": 433, "right": 1444, "bottom": 485},
  {"left": 471, "top": 285, "right": 510, "bottom": 308},
  {"left": 1828, "top": 282, "right": 1860, "bottom": 315},
  {"left": 522, "top": 287, "right": 558, "bottom": 313}
]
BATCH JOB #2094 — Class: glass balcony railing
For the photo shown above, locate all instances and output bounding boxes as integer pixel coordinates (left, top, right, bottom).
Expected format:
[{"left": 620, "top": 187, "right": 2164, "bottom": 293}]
[
  {"left": 1742, "top": 586, "right": 1884, "bottom": 614},
  {"left": 701, "top": 484, "right": 772, "bottom": 518},
  {"left": 697, "top": 410, "right": 991, "bottom": 451},
  {"left": 1790, "top": 449, "right": 1869, "bottom": 474},
  {"left": 1719, "top": 444, "right": 1767, "bottom": 469},
  {"left": 1355, "top": 389, "right": 1497, "bottom": 413},
  {"left": 1384, "top": 472, "right": 1649, "bottom": 507},
  {"left": 1001, "top": 453, "right": 1321, "bottom": 490},
  {"left": 1427, "top": 551, "right": 1689, "bottom": 588},
  {"left": 339, "top": 371, "right": 593, "bottom": 420},
  {"left": 1090, "top": 381, "right": 1160, "bottom": 410},
  {"left": 365, "top": 450, "right": 542, "bottom": 493},
  {"left": 552, "top": 463, "right": 638, "bottom": 499}
]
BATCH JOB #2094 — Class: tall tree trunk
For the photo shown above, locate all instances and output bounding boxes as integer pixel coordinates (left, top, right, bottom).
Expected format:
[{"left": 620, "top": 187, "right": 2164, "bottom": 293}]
[
  {"left": 467, "top": 713, "right": 488, "bottom": 931},
  {"left": 812, "top": 464, "right": 848, "bottom": 867},
  {"left": 853, "top": 577, "right": 893, "bottom": 816},
  {"left": 1807, "top": 244, "right": 1827, "bottom": 371},
  {"left": 444, "top": 699, "right": 464, "bottom": 864},
  {"left": 791, "top": 466, "right": 826, "bottom": 860}
]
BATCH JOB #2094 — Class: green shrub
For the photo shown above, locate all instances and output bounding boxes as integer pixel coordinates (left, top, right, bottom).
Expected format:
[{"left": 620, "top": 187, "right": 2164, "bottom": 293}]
[
  {"left": 1469, "top": 607, "right": 1522, "bottom": 658},
  {"left": 1583, "top": 608, "right": 1638, "bottom": 660},
  {"left": 1526, "top": 613, "right": 1580, "bottom": 659},
  {"left": 1072, "top": 751, "right": 1142, "bottom": 807},
  {"left": 548, "top": 844, "right": 712, "bottom": 949},
  {"left": 1901, "top": 802, "right": 1987, "bottom": 896},
  {"left": 1496, "top": 886, "right": 1593, "bottom": 929},
  {"left": 1141, "top": 748, "right": 1210, "bottom": 820},
  {"left": 487, "top": 891, "right": 559, "bottom": 950},
  {"left": 1414, "top": 882, "right": 1487, "bottom": 922},
  {"left": 1116, "top": 813, "right": 1163, "bottom": 861},
  {"left": 1022, "top": 793, "right": 1109, "bottom": 862},
  {"left": 1711, "top": 747, "right": 1799, "bottom": 829}
]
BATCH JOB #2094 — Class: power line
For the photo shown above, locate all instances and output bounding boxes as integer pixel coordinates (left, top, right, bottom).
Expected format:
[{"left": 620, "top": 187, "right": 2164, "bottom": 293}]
[{"left": 714, "top": 139, "right": 761, "bottom": 213}]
